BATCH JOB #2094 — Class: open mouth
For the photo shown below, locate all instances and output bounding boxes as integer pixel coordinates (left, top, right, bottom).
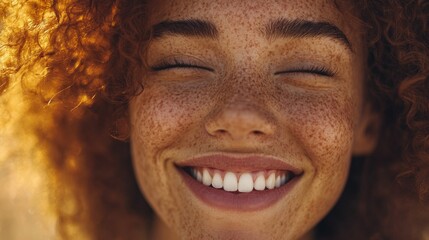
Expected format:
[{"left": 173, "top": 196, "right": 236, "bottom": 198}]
[
  {"left": 176, "top": 154, "right": 302, "bottom": 211},
  {"left": 184, "top": 167, "right": 295, "bottom": 192}
]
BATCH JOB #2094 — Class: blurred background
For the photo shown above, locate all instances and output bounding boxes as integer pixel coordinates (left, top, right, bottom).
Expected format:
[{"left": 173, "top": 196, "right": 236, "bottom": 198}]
[
  {"left": 1, "top": 1, "right": 57, "bottom": 238},
  {"left": 0, "top": 82, "right": 56, "bottom": 239}
]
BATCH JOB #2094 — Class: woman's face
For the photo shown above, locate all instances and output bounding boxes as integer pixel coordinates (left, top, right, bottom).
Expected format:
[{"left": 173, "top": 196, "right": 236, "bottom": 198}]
[{"left": 130, "top": 0, "right": 371, "bottom": 239}]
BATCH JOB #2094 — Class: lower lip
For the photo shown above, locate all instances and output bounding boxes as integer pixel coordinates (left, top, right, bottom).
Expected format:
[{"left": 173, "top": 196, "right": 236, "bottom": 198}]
[{"left": 177, "top": 167, "right": 300, "bottom": 211}]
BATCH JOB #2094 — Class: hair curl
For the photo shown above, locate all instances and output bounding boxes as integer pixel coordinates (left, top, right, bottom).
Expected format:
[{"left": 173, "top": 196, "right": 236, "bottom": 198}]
[{"left": 0, "top": 0, "right": 428, "bottom": 239}]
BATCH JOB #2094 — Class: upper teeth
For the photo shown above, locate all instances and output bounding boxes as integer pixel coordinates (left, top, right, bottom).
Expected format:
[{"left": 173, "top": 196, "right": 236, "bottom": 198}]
[{"left": 190, "top": 168, "right": 293, "bottom": 193}]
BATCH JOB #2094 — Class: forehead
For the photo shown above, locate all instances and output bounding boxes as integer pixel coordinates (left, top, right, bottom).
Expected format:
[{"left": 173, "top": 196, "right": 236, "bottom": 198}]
[{"left": 147, "top": 0, "right": 353, "bottom": 30}]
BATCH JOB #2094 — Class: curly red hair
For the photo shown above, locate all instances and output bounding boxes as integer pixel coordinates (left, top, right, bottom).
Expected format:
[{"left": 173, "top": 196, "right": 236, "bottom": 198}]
[{"left": 0, "top": 0, "right": 428, "bottom": 239}]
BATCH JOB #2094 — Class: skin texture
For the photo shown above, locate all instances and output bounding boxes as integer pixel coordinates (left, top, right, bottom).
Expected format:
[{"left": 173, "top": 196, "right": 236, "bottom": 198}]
[{"left": 129, "top": 0, "right": 375, "bottom": 239}]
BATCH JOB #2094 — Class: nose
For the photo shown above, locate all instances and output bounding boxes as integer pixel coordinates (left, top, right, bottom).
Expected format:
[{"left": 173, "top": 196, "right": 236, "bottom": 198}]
[{"left": 205, "top": 100, "right": 276, "bottom": 140}]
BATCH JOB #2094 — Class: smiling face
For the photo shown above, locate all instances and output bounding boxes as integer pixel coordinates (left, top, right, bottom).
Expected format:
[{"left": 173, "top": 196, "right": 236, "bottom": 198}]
[{"left": 129, "top": 0, "right": 373, "bottom": 239}]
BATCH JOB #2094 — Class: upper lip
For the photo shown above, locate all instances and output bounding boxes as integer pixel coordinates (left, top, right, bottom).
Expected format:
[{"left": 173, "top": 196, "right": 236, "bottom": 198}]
[{"left": 176, "top": 152, "right": 303, "bottom": 175}]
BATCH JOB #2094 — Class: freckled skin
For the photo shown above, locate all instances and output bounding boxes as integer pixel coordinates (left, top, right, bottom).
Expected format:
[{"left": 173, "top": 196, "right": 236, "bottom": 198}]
[{"left": 129, "top": 0, "right": 371, "bottom": 239}]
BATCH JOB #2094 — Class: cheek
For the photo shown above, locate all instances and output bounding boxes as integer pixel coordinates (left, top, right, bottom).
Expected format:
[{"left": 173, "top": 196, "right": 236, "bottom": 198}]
[
  {"left": 130, "top": 84, "right": 210, "bottom": 150},
  {"left": 273, "top": 90, "right": 356, "bottom": 228},
  {"left": 129, "top": 85, "right": 204, "bottom": 214},
  {"left": 280, "top": 90, "right": 355, "bottom": 191},
  {"left": 129, "top": 83, "right": 216, "bottom": 196},
  {"left": 290, "top": 93, "right": 354, "bottom": 159},
  {"left": 130, "top": 83, "right": 222, "bottom": 233}
]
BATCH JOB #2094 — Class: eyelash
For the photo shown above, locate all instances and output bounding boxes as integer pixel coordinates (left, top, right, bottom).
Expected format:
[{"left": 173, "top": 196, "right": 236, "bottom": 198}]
[
  {"left": 275, "top": 66, "right": 335, "bottom": 77},
  {"left": 151, "top": 59, "right": 335, "bottom": 77},
  {"left": 150, "top": 59, "right": 214, "bottom": 72}
]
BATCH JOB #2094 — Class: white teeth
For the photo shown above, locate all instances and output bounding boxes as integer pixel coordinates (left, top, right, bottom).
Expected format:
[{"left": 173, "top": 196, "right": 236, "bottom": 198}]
[
  {"left": 238, "top": 173, "right": 254, "bottom": 193},
  {"left": 280, "top": 174, "right": 286, "bottom": 185},
  {"left": 197, "top": 171, "right": 202, "bottom": 182},
  {"left": 223, "top": 172, "right": 238, "bottom": 192},
  {"left": 266, "top": 173, "right": 276, "bottom": 189},
  {"left": 254, "top": 174, "right": 266, "bottom": 191},
  {"left": 202, "top": 169, "right": 212, "bottom": 186},
  {"left": 190, "top": 168, "right": 293, "bottom": 192},
  {"left": 275, "top": 175, "right": 281, "bottom": 188},
  {"left": 211, "top": 171, "right": 223, "bottom": 189}
]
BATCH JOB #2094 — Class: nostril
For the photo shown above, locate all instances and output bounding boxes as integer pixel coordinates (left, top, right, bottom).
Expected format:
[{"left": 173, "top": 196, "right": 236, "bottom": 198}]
[
  {"left": 251, "top": 130, "right": 264, "bottom": 135},
  {"left": 216, "top": 129, "right": 228, "bottom": 134}
]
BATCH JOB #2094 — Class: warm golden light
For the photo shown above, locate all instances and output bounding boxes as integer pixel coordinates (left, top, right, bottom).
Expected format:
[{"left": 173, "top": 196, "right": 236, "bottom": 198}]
[
  {"left": 0, "top": 0, "right": 82, "bottom": 239},
  {"left": 1, "top": 1, "right": 111, "bottom": 238}
]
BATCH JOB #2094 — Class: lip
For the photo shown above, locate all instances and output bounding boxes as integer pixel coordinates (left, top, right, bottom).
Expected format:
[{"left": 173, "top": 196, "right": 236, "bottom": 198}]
[
  {"left": 176, "top": 153, "right": 303, "bottom": 175},
  {"left": 176, "top": 153, "right": 303, "bottom": 211}
]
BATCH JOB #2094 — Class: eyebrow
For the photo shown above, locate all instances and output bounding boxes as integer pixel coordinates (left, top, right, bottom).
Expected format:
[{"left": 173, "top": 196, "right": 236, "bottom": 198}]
[
  {"left": 151, "top": 19, "right": 218, "bottom": 39},
  {"left": 265, "top": 19, "right": 352, "bottom": 51},
  {"left": 150, "top": 18, "right": 352, "bottom": 51}
]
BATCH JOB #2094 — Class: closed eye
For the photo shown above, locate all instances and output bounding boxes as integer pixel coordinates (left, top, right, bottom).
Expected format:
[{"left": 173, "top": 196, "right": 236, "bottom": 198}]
[
  {"left": 275, "top": 66, "right": 335, "bottom": 77},
  {"left": 150, "top": 58, "right": 214, "bottom": 72}
]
